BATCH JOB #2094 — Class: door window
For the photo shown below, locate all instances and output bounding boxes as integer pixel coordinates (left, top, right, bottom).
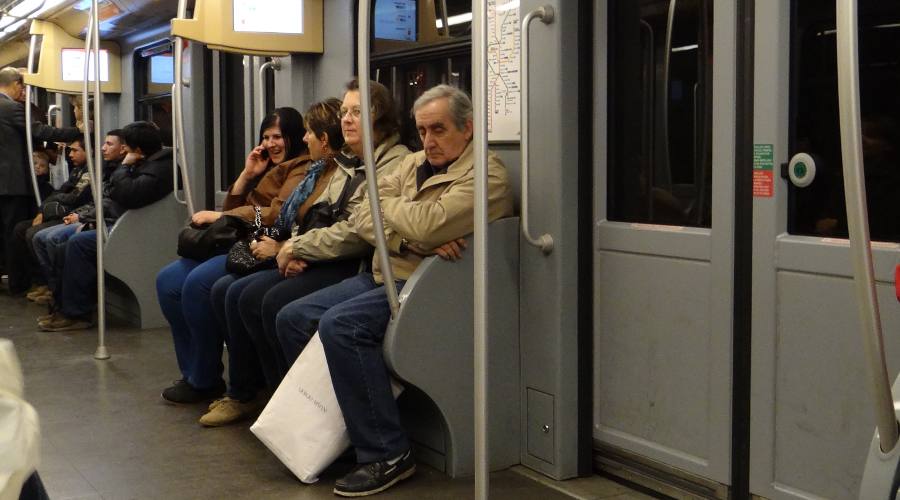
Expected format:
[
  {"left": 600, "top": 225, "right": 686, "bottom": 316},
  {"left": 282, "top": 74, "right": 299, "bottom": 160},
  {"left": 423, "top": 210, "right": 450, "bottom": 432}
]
[
  {"left": 607, "top": 0, "right": 714, "bottom": 227},
  {"left": 790, "top": 0, "right": 900, "bottom": 242},
  {"left": 608, "top": 0, "right": 713, "bottom": 227}
]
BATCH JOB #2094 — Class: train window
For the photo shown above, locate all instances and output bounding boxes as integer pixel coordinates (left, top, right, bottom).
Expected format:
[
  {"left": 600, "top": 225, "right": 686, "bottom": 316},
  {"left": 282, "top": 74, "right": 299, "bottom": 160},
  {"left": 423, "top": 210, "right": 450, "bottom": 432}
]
[
  {"left": 607, "top": 0, "right": 713, "bottom": 228},
  {"left": 371, "top": 0, "right": 471, "bottom": 56},
  {"left": 134, "top": 41, "right": 174, "bottom": 146},
  {"left": 373, "top": 51, "right": 470, "bottom": 149},
  {"left": 789, "top": 0, "right": 900, "bottom": 242},
  {"left": 370, "top": 1, "right": 471, "bottom": 149}
]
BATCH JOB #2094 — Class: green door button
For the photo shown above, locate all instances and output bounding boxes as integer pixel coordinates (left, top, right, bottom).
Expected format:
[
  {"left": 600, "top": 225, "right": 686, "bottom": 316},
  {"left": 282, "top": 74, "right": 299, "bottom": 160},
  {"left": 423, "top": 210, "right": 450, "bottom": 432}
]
[{"left": 788, "top": 153, "right": 816, "bottom": 188}]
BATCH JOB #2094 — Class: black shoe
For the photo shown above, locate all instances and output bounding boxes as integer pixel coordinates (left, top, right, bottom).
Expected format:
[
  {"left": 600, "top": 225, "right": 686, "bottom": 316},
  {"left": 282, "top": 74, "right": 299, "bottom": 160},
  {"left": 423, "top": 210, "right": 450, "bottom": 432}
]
[
  {"left": 333, "top": 449, "right": 415, "bottom": 497},
  {"left": 161, "top": 378, "right": 226, "bottom": 405}
]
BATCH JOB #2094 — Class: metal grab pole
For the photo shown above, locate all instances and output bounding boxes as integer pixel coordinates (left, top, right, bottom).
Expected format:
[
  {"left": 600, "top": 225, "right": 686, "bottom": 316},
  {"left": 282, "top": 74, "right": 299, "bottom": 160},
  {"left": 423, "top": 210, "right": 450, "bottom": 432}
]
[
  {"left": 89, "top": 0, "right": 109, "bottom": 361},
  {"left": 357, "top": 0, "right": 400, "bottom": 318},
  {"left": 172, "top": 0, "right": 196, "bottom": 215},
  {"left": 257, "top": 58, "right": 281, "bottom": 125},
  {"left": 80, "top": 16, "right": 98, "bottom": 214},
  {"left": 661, "top": 0, "right": 676, "bottom": 188},
  {"left": 472, "top": 1, "right": 488, "bottom": 498},
  {"left": 25, "top": 34, "right": 42, "bottom": 207},
  {"left": 520, "top": 6, "right": 554, "bottom": 255},
  {"left": 836, "top": 0, "right": 898, "bottom": 452},
  {"left": 47, "top": 104, "right": 61, "bottom": 126},
  {"left": 438, "top": 0, "right": 450, "bottom": 37}
]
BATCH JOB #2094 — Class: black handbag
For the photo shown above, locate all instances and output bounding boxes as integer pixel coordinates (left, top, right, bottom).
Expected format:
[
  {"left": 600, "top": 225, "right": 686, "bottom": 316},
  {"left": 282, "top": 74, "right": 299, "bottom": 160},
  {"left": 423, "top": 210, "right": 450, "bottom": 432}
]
[
  {"left": 225, "top": 207, "right": 287, "bottom": 275},
  {"left": 177, "top": 214, "right": 251, "bottom": 261},
  {"left": 41, "top": 201, "right": 68, "bottom": 221}
]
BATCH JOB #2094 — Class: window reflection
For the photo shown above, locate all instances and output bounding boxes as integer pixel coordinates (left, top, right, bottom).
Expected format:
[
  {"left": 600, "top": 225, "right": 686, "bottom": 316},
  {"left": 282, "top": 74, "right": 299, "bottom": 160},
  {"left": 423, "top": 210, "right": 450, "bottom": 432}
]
[
  {"left": 790, "top": 0, "right": 900, "bottom": 242},
  {"left": 608, "top": 0, "right": 713, "bottom": 228},
  {"left": 372, "top": 0, "right": 471, "bottom": 56}
]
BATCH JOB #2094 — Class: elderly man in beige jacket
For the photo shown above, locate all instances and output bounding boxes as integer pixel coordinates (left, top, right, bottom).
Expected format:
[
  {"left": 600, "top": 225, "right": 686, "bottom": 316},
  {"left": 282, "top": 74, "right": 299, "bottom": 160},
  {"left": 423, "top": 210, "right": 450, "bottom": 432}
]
[{"left": 274, "top": 84, "right": 513, "bottom": 497}]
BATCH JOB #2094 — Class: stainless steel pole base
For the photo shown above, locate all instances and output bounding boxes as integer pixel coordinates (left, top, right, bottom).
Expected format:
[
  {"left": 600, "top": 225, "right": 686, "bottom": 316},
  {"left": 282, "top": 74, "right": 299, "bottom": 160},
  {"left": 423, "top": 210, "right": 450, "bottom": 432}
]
[{"left": 93, "top": 345, "right": 110, "bottom": 360}]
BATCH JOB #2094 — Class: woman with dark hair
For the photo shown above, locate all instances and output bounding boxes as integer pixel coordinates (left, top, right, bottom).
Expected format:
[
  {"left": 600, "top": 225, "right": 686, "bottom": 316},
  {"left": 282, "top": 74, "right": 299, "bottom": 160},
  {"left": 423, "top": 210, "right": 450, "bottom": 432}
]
[
  {"left": 196, "top": 83, "right": 411, "bottom": 426},
  {"left": 156, "top": 107, "right": 309, "bottom": 405}
]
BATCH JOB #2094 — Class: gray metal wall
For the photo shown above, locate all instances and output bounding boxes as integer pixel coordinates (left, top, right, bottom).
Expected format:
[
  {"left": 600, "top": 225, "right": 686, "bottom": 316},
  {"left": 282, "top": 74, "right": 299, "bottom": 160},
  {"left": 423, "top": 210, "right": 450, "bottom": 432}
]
[{"left": 517, "top": 0, "right": 582, "bottom": 480}]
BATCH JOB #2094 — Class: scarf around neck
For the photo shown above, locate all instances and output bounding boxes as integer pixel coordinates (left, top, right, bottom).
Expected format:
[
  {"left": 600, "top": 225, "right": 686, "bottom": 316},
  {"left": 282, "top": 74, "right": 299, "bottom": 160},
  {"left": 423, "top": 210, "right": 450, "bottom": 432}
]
[{"left": 273, "top": 158, "right": 328, "bottom": 232}]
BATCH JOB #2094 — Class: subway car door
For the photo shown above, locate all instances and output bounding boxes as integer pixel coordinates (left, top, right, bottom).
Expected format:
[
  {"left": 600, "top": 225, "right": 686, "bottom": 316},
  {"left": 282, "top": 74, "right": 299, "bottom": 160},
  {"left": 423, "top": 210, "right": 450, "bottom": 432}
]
[
  {"left": 750, "top": 2, "right": 900, "bottom": 499},
  {"left": 593, "top": 0, "right": 736, "bottom": 495}
]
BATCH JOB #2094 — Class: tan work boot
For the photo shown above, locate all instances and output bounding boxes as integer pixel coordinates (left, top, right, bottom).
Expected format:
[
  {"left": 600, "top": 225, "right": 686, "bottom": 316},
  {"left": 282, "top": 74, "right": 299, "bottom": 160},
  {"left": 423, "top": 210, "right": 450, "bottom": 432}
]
[
  {"left": 199, "top": 396, "right": 263, "bottom": 427},
  {"left": 26, "top": 285, "right": 49, "bottom": 301},
  {"left": 41, "top": 315, "right": 92, "bottom": 332},
  {"left": 37, "top": 311, "right": 61, "bottom": 326}
]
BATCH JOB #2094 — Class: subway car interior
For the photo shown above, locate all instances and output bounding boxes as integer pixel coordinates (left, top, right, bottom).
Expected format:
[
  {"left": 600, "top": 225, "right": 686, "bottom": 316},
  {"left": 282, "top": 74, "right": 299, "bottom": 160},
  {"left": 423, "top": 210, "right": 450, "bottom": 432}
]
[{"left": 0, "top": 0, "right": 899, "bottom": 499}]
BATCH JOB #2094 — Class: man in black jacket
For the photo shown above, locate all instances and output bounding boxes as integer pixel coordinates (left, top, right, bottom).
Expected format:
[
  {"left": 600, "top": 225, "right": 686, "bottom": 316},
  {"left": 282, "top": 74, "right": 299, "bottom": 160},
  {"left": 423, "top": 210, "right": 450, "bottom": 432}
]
[
  {"left": 15, "top": 132, "right": 126, "bottom": 301},
  {"left": 40, "top": 121, "right": 174, "bottom": 331},
  {"left": 0, "top": 67, "right": 81, "bottom": 295}
]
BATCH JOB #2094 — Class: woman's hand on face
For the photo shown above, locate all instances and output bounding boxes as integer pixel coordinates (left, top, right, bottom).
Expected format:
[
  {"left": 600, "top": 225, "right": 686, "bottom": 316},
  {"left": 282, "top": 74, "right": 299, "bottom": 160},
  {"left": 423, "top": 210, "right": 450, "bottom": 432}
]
[
  {"left": 244, "top": 145, "right": 270, "bottom": 178},
  {"left": 251, "top": 236, "right": 282, "bottom": 259},
  {"left": 191, "top": 210, "right": 222, "bottom": 225}
]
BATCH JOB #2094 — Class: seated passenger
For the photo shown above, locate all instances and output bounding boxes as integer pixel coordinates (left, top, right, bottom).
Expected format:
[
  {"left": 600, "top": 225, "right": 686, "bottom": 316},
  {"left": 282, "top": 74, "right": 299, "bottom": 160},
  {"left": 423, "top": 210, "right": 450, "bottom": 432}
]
[
  {"left": 156, "top": 107, "right": 309, "bottom": 404},
  {"left": 32, "top": 149, "right": 53, "bottom": 200},
  {"left": 201, "top": 83, "right": 411, "bottom": 427},
  {"left": 14, "top": 132, "right": 125, "bottom": 302},
  {"left": 38, "top": 121, "right": 174, "bottom": 331},
  {"left": 274, "top": 85, "right": 513, "bottom": 496},
  {"left": 28, "top": 138, "right": 94, "bottom": 303}
]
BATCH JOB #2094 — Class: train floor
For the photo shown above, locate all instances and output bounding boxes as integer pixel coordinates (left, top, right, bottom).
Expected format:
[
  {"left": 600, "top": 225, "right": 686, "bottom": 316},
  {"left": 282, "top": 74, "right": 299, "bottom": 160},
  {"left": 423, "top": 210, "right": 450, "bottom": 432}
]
[{"left": 0, "top": 288, "right": 654, "bottom": 500}]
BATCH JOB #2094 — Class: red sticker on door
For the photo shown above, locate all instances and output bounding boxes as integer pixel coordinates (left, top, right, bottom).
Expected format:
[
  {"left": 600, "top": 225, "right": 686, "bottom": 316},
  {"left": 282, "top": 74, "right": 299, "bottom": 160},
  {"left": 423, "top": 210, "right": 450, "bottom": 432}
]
[{"left": 753, "top": 144, "right": 774, "bottom": 198}]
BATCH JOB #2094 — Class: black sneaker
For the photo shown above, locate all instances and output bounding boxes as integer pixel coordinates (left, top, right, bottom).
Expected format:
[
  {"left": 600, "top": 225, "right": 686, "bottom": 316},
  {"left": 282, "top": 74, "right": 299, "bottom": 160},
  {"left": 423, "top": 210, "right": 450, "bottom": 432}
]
[
  {"left": 333, "top": 449, "right": 415, "bottom": 497},
  {"left": 161, "top": 379, "right": 226, "bottom": 405}
]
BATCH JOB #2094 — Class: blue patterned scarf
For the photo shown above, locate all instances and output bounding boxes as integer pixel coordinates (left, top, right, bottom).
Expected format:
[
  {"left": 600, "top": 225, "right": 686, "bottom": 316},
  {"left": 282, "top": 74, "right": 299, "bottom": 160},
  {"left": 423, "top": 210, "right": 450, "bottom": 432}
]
[{"left": 273, "top": 159, "right": 328, "bottom": 233}]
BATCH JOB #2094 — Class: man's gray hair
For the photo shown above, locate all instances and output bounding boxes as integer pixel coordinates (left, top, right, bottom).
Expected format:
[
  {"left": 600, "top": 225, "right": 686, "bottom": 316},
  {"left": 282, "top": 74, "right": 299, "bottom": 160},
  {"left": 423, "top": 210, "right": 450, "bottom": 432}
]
[
  {"left": 0, "top": 67, "right": 23, "bottom": 87},
  {"left": 412, "top": 84, "right": 473, "bottom": 132}
]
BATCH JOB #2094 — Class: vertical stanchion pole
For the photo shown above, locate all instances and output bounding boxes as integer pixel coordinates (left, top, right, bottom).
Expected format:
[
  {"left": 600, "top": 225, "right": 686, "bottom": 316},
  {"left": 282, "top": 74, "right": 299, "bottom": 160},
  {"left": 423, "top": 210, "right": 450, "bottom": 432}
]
[
  {"left": 257, "top": 59, "right": 281, "bottom": 125},
  {"left": 472, "top": 1, "right": 489, "bottom": 498},
  {"left": 172, "top": 0, "right": 196, "bottom": 215},
  {"left": 357, "top": 0, "right": 400, "bottom": 318},
  {"left": 90, "top": 0, "right": 109, "bottom": 360},
  {"left": 25, "top": 34, "right": 42, "bottom": 207},
  {"left": 835, "top": 0, "right": 897, "bottom": 452}
]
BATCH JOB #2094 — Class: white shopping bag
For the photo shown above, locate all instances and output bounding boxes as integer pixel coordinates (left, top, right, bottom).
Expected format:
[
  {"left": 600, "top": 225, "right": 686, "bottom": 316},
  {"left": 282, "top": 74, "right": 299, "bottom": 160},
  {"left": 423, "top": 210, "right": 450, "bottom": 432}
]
[{"left": 250, "top": 332, "right": 403, "bottom": 484}]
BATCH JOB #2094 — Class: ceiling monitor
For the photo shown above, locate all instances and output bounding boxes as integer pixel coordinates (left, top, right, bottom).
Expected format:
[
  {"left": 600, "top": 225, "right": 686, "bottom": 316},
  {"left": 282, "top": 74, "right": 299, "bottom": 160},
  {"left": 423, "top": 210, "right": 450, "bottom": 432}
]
[
  {"left": 233, "top": 0, "right": 304, "bottom": 34},
  {"left": 374, "top": 0, "right": 417, "bottom": 42},
  {"left": 170, "top": 0, "right": 323, "bottom": 56},
  {"left": 150, "top": 54, "right": 174, "bottom": 84},
  {"left": 60, "top": 48, "right": 110, "bottom": 82}
]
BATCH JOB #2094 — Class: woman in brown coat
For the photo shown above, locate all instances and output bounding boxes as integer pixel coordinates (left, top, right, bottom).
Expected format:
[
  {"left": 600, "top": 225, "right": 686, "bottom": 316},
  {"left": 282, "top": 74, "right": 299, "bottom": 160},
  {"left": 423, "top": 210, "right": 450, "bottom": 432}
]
[{"left": 155, "top": 107, "right": 310, "bottom": 404}]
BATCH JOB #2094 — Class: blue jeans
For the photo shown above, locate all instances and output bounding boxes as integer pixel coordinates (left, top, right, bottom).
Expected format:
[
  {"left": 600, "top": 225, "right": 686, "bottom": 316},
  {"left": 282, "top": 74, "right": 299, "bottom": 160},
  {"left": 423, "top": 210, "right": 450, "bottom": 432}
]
[
  {"left": 58, "top": 229, "right": 98, "bottom": 318},
  {"left": 275, "top": 273, "right": 408, "bottom": 463},
  {"left": 210, "top": 271, "right": 264, "bottom": 401},
  {"left": 33, "top": 223, "right": 79, "bottom": 289},
  {"left": 156, "top": 255, "right": 228, "bottom": 389},
  {"left": 237, "top": 260, "right": 361, "bottom": 390}
]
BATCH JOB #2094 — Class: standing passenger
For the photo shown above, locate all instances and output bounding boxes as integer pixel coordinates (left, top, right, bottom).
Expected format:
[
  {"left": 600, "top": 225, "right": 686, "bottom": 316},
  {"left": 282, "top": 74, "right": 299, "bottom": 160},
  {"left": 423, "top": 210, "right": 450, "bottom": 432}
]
[
  {"left": 156, "top": 108, "right": 309, "bottom": 404},
  {"left": 275, "top": 85, "right": 514, "bottom": 496},
  {"left": 0, "top": 67, "right": 81, "bottom": 296}
]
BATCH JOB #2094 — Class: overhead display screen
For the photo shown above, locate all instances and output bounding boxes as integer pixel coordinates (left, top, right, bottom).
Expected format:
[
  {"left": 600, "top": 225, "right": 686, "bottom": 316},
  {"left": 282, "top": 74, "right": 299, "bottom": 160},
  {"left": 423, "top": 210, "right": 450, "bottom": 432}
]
[
  {"left": 233, "top": 0, "right": 304, "bottom": 34},
  {"left": 374, "top": 0, "right": 417, "bottom": 41},
  {"left": 61, "top": 48, "right": 110, "bottom": 82},
  {"left": 150, "top": 55, "right": 174, "bottom": 84}
]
